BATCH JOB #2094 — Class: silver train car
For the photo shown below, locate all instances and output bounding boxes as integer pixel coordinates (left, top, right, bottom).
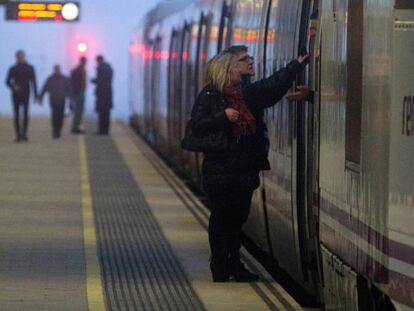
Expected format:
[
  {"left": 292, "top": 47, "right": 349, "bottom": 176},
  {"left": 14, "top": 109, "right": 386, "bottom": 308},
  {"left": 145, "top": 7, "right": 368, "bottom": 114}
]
[{"left": 128, "top": 0, "right": 414, "bottom": 309}]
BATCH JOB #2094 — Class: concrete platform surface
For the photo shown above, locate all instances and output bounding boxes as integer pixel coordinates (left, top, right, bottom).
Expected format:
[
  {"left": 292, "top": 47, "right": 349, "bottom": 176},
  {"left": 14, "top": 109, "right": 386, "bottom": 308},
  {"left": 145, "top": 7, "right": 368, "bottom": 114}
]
[{"left": 0, "top": 117, "right": 304, "bottom": 311}]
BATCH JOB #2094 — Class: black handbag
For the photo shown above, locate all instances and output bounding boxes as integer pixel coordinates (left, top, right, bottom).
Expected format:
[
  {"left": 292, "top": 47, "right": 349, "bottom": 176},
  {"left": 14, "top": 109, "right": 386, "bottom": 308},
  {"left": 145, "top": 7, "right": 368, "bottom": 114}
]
[{"left": 181, "top": 119, "right": 231, "bottom": 153}]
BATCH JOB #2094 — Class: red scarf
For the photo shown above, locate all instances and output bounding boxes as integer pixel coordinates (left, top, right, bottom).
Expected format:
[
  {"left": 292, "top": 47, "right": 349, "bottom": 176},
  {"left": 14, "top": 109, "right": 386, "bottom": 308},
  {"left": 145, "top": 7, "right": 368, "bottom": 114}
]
[{"left": 224, "top": 86, "right": 256, "bottom": 139}]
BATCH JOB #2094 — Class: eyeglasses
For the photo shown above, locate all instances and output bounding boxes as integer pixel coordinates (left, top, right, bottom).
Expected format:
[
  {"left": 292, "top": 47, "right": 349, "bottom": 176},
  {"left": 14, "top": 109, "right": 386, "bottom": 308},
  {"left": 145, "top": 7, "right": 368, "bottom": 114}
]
[{"left": 237, "top": 55, "right": 254, "bottom": 63}]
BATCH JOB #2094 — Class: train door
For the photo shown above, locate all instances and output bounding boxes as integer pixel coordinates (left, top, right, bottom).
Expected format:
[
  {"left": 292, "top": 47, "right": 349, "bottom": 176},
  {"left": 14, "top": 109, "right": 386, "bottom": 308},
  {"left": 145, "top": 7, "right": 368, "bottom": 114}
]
[
  {"left": 228, "top": 0, "right": 271, "bottom": 253},
  {"left": 192, "top": 12, "right": 213, "bottom": 182},
  {"left": 195, "top": 12, "right": 212, "bottom": 95},
  {"left": 262, "top": 0, "right": 321, "bottom": 295},
  {"left": 295, "top": 0, "right": 323, "bottom": 296},
  {"left": 167, "top": 29, "right": 183, "bottom": 165},
  {"left": 217, "top": 1, "right": 233, "bottom": 52},
  {"left": 180, "top": 21, "right": 199, "bottom": 181},
  {"left": 262, "top": 0, "right": 304, "bottom": 282},
  {"left": 151, "top": 36, "right": 162, "bottom": 146},
  {"left": 143, "top": 39, "right": 154, "bottom": 141}
]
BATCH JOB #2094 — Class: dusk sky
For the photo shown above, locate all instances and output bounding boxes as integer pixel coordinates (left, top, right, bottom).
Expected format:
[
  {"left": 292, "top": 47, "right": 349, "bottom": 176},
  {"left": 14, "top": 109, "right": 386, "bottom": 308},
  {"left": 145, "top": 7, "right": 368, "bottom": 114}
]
[{"left": 0, "top": 0, "right": 158, "bottom": 119}]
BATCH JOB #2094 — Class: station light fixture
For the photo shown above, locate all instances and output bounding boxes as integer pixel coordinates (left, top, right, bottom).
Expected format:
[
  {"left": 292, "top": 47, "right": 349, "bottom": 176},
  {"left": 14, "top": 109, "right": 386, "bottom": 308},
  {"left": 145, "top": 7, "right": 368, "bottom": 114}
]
[
  {"left": 77, "top": 42, "right": 88, "bottom": 53},
  {"left": 5, "top": 1, "right": 80, "bottom": 22},
  {"left": 61, "top": 2, "right": 79, "bottom": 21}
]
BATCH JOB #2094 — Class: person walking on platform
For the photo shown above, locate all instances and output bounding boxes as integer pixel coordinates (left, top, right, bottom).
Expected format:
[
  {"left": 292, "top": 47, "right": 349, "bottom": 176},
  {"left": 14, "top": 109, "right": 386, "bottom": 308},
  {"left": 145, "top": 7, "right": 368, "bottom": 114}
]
[
  {"left": 5, "top": 50, "right": 38, "bottom": 142},
  {"left": 188, "top": 46, "right": 308, "bottom": 282},
  {"left": 38, "top": 65, "right": 70, "bottom": 139},
  {"left": 91, "top": 55, "right": 113, "bottom": 135},
  {"left": 70, "top": 57, "right": 87, "bottom": 134}
]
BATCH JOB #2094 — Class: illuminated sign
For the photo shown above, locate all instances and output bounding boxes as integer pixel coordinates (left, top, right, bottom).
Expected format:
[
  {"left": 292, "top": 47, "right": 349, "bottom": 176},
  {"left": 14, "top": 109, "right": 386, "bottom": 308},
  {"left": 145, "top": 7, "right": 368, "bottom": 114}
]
[{"left": 5, "top": 1, "right": 80, "bottom": 22}]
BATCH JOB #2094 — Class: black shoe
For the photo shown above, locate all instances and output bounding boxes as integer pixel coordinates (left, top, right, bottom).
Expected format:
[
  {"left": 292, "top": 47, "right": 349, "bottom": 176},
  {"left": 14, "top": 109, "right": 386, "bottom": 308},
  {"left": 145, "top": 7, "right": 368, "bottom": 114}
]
[
  {"left": 21, "top": 135, "right": 28, "bottom": 142},
  {"left": 210, "top": 257, "right": 230, "bottom": 282},
  {"left": 229, "top": 260, "right": 259, "bottom": 282},
  {"left": 14, "top": 137, "right": 21, "bottom": 143}
]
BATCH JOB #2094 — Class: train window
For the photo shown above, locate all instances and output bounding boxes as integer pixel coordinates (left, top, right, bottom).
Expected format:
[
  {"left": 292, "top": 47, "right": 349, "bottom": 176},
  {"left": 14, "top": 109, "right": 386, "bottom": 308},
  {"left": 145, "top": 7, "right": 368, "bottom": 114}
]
[
  {"left": 217, "top": 1, "right": 233, "bottom": 52},
  {"left": 345, "top": 0, "right": 363, "bottom": 167},
  {"left": 229, "top": 0, "right": 264, "bottom": 62},
  {"left": 395, "top": 0, "right": 414, "bottom": 9}
]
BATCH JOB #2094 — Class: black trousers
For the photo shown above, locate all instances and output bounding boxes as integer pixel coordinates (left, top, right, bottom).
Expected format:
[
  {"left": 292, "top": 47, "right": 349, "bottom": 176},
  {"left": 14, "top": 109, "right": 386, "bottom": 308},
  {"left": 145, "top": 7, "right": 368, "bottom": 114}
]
[
  {"left": 13, "top": 98, "right": 29, "bottom": 139},
  {"left": 50, "top": 101, "right": 65, "bottom": 136},
  {"left": 97, "top": 109, "right": 110, "bottom": 134},
  {"left": 208, "top": 188, "right": 254, "bottom": 263}
]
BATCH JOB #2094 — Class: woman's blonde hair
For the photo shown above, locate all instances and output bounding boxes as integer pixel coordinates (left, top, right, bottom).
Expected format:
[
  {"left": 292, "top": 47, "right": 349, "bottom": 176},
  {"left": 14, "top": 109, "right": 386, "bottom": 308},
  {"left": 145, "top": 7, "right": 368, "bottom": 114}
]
[
  {"left": 204, "top": 52, "right": 234, "bottom": 92},
  {"left": 204, "top": 45, "right": 248, "bottom": 92}
]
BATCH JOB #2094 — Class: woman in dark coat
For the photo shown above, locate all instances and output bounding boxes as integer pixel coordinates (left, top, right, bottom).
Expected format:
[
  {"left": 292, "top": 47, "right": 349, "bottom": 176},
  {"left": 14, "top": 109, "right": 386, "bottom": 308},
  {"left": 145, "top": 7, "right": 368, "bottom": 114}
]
[{"left": 190, "top": 45, "right": 308, "bottom": 282}]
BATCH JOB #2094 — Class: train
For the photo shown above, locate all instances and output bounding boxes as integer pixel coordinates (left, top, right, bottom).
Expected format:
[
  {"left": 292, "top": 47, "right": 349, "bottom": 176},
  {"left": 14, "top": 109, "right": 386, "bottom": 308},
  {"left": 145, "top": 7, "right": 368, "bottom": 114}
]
[{"left": 128, "top": 0, "right": 414, "bottom": 310}]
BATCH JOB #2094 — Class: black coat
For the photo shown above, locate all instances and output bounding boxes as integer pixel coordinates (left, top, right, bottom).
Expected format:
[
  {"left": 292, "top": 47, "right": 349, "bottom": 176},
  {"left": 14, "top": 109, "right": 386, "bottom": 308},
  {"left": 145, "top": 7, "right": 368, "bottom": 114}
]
[
  {"left": 40, "top": 73, "right": 70, "bottom": 104},
  {"left": 191, "top": 59, "right": 304, "bottom": 188},
  {"left": 6, "top": 63, "right": 37, "bottom": 101},
  {"left": 70, "top": 65, "right": 86, "bottom": 95},
  {"left": 91, "top": 62, "right": 113, "bottom": 111}
]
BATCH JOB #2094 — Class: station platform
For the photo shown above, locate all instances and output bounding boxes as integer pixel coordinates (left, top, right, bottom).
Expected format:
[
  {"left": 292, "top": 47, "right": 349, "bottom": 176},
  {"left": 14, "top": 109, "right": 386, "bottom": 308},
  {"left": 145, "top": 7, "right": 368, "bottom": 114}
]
[{"left": 0, "top": 117, "right": 305, "bottom": 311}]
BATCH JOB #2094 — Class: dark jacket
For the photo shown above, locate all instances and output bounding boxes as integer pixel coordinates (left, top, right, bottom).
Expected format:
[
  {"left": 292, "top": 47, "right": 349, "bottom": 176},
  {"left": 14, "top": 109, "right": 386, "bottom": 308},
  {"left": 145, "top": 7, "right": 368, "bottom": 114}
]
[
  {"left": 40, "top": 73, "right": 70, "bottom": 104},
  {"left": 6, "top": 63, "right": 37, "bottom": 101},
  {"left": 191, "top": 59, "right": 304, "bottom": 181},
  {"left": 70, "top": 65, "right": 86, "bottom": 96},
  {"left": 91, "top": 62, "right": 113, "bottom": 111}
]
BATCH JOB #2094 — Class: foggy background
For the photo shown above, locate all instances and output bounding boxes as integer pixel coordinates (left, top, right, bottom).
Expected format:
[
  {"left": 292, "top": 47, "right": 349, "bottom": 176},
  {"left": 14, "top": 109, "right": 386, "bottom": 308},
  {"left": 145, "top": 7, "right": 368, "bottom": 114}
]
[{"left": 0, "top": 0, "right": 157, "bottom": 120}]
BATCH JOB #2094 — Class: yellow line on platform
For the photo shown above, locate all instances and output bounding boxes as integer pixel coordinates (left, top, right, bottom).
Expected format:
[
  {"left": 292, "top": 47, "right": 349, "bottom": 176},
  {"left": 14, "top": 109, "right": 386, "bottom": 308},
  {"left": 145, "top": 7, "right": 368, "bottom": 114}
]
[{"left": 79, "top": 136, "right": 106, "bottom": 311}]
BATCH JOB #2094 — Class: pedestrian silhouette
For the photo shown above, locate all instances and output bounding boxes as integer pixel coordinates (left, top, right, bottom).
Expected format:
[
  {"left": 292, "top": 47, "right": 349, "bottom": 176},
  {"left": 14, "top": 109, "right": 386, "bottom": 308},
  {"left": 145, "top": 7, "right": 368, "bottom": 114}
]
[
  {"left": 39, "top": 64, "right": 70, "bottom": 139},
  {"left": 91, "top": 55, "right": 113, "bottom": 135},
  {"left": 70, "top": 57, "right": 87, "bottom": 134},
  {"left": 5, "top": 50, "right": 38, "bottom": 142}
]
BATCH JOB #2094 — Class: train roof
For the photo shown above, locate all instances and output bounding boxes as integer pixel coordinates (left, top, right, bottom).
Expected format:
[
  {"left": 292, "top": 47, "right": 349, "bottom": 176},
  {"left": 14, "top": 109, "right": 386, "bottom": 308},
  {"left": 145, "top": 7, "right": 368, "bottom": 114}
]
[{"left": 144, "top": 0, "right": 194, "bottom": 26}]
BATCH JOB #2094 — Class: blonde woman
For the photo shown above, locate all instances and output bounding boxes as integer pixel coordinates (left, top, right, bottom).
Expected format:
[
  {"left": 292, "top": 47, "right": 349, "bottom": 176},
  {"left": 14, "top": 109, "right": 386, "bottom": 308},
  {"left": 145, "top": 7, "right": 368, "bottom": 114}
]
[{"left": 190, "top": 46, "right": 308, "bottom": 282}]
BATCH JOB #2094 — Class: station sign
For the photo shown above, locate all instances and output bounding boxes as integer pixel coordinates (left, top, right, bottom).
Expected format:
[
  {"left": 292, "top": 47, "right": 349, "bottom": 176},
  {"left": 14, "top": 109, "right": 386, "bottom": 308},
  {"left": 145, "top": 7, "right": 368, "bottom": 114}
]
[{"left": 5, "top": 1, "right": 80, "bottom": 22}]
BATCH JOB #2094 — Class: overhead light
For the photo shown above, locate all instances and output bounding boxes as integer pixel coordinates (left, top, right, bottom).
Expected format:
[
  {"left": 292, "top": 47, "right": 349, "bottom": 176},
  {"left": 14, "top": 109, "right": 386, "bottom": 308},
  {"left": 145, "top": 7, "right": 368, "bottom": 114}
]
[{"left": 62, "top": 2, "right": 79, "bottom": 21}]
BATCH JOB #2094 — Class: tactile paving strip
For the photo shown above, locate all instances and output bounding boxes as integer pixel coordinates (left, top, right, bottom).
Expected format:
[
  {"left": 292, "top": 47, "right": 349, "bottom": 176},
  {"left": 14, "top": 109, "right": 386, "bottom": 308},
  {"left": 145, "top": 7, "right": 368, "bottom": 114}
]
[{"left": 85, "top": 136, "right": 205, "bottom": 311}]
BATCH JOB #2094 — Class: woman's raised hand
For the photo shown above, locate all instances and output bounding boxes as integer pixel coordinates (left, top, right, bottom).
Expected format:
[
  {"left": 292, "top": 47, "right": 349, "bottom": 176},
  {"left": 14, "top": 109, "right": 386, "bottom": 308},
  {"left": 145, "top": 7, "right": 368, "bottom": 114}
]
[
  {"left": 225, "top": 108, "right": 240, "bottom": 123},
  {"left": 297, "top": 54, "right": 309, "bottom": 64}
]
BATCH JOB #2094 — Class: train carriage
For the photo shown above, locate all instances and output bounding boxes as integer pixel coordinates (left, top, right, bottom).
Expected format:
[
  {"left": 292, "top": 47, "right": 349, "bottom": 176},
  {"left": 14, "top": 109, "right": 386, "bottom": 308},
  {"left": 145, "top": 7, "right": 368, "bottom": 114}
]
[{"left": 129, "top": 0, "right": 414, "bottom": 309}]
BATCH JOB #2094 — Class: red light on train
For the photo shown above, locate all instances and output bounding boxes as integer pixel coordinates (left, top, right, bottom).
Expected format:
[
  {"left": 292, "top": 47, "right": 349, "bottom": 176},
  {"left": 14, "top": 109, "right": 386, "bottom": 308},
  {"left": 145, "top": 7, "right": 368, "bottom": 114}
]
[
  {"left": 182, "top": 51, "right": 188, "bottom": 60},
  {"left": 161, "top": 51, "right": 169, "bottom": 59},
  {"left": 142, "top": 49, "right": 154, "bottom": 59},
  {"left": 129, "top": 43, "right": 143, "bottom": 54},
  {"left": 172, "top": 52, "right": 178, "bottom": 59}
]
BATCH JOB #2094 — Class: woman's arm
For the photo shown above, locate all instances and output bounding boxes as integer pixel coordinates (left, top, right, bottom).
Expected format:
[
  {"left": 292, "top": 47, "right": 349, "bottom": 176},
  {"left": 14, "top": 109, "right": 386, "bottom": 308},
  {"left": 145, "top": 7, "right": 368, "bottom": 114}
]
[
  {"left": 243, "top": 58, "right": 307, "bottom": 109},
  {"left": 191, "top": 92, "right": 229, "bottom": 135}
]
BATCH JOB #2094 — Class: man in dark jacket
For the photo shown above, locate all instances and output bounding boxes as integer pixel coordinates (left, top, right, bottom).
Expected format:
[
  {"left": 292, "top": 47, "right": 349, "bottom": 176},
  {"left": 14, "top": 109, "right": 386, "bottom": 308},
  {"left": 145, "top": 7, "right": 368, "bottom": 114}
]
[
  {"left": 91, "top": 55, "right": 113, "bottom": 135},
  {"left": 70, "top": 57, "right": 87, "bottom": 134},
  {"left": 5, "top": 50, "right": 38, "bottom": 142},
  {"left": 38, "top": 65, "right": 70, "bottom": 138}
]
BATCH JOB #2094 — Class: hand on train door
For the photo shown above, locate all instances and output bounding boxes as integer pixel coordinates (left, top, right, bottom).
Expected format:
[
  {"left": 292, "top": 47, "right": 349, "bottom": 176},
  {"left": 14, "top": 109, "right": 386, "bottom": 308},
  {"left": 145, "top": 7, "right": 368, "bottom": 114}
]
[
  {"left": 297, "top": 54, "right": 309, "bottom": 64},
  {"left": 286, "top": 85, "right": 310, "bottom": 102}
]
